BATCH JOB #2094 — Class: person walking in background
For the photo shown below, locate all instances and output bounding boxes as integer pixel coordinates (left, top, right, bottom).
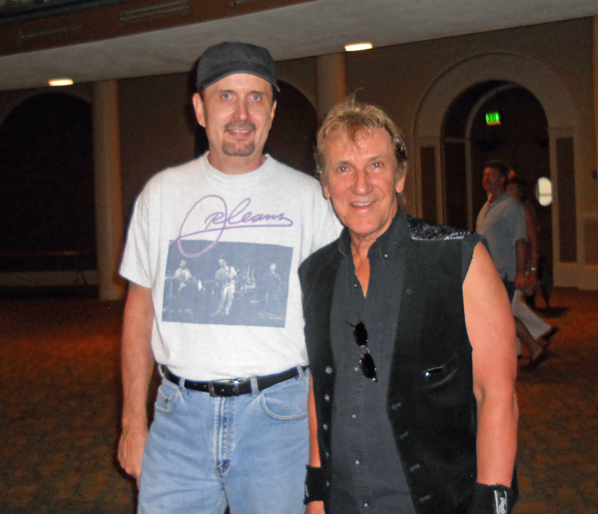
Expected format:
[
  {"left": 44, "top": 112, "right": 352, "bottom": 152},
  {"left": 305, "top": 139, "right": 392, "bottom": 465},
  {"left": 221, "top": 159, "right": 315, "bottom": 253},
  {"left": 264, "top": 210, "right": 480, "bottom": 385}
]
[
  {"left": 508, "top": 176, "right": 557, "bottom": 369},
  {"left": 475, "top": 160, "right": 528, "bottom": 302}
]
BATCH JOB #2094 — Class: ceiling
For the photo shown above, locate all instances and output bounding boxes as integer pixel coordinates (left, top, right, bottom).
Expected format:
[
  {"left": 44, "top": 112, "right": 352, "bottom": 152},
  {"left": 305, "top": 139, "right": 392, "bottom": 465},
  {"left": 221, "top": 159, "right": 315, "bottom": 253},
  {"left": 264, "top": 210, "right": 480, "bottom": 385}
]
[{"left": 1, "top": 0, "right": 597, "bottom": 92}]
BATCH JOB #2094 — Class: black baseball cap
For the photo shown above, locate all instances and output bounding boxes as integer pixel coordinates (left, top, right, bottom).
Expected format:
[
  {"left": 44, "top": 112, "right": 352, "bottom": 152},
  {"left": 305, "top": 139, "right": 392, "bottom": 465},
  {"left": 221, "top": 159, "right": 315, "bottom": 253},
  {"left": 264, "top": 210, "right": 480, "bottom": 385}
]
[{"left": 196, "top": 42, "right": 279, "bottom": 92}]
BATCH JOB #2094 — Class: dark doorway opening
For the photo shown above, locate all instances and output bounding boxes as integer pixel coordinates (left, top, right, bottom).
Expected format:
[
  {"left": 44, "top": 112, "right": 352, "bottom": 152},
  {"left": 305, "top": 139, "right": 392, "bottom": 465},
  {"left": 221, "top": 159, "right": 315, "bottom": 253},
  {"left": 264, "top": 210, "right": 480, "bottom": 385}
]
[{"left": 0, "top": 92, "right": 96, "bottom": 295}]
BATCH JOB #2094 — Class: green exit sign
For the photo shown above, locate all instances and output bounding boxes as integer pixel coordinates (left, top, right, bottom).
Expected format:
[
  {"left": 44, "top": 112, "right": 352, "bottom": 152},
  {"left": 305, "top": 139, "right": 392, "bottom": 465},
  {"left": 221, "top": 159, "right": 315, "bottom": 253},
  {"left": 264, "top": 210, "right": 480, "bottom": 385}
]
[{"left": 486, "top": 111, "right": 501, "bottom": 125}]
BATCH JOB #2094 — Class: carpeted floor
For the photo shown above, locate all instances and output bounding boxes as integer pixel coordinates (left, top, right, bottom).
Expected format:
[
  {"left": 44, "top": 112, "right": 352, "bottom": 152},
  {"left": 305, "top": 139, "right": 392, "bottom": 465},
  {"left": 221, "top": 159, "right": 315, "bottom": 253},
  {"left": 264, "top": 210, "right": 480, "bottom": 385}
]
[{"left": 0, "top": 287, "right": 596, "bottom": 513}]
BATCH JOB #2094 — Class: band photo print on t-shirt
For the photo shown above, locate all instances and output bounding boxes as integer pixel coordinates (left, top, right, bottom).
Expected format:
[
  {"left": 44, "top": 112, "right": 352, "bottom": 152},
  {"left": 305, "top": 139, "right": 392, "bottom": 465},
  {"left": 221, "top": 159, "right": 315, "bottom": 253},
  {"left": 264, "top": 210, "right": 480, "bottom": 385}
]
[{"left": 162, "top": 240, "right": 292, "bottom": 327}]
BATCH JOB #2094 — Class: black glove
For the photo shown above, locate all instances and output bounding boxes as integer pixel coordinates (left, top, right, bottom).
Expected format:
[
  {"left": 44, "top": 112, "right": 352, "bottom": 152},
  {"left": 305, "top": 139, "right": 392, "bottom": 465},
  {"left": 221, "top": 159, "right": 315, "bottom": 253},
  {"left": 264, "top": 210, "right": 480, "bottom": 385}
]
[{"left": 468, "top": 483, "right": 515, "bottom": 514}]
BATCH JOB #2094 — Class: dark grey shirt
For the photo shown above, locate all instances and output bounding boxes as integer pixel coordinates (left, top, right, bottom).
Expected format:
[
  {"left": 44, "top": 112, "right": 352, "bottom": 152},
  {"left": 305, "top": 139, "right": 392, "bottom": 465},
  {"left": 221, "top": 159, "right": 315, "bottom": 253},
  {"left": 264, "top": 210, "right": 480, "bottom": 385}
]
[{"left": 328, "top": 209, "right": 478, "bottom": 514}]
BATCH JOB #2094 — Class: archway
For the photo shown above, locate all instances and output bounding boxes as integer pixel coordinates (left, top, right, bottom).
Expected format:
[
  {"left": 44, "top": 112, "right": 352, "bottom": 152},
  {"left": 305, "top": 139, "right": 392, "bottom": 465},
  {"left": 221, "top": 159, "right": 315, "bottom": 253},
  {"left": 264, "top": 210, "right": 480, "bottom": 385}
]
[
  {"left": 414, "top": 53, "right": 579, "bottom": 287},
  {"left": 442, "top": 81, "right": 553, "bottom": 282},
  {"left": 0, "top": 93, "right": 95, "bottom": 276}
]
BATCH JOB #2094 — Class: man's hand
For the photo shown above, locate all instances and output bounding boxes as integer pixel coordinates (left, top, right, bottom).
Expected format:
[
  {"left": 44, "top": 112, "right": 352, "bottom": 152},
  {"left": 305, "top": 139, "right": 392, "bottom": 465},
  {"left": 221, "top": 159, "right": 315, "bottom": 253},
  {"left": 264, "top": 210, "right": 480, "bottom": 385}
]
[
  {"left": 306, "top": 501, "right": 325, "bottom": 514},
  {"left": 118, "top": 426, "right": 148, "bottom": 487},
  {"left": 514, "top": 270, "right": 527, "bottom": 291},
  {"left": 525, "top": 271, "right": 539, "bottom": 291}
]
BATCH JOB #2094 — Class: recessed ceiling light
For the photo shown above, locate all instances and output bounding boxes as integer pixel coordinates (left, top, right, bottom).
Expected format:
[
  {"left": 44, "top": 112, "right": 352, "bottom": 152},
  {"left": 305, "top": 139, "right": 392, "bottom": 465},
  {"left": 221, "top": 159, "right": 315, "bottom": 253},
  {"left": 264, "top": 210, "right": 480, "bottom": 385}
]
[
  {"left": 49, "top": 78, "right": 74, "bottom": 86},
  {"left": 345, "top": 43, "right": 373, "bottom": 52}
]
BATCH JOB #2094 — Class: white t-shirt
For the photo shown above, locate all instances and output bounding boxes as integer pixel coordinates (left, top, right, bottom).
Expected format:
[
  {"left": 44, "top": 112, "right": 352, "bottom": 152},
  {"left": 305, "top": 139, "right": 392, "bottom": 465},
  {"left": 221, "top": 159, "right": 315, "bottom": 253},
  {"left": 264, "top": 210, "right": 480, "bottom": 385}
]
[{"left": 120, "top": 154, "right": 341, "bottom": 380}]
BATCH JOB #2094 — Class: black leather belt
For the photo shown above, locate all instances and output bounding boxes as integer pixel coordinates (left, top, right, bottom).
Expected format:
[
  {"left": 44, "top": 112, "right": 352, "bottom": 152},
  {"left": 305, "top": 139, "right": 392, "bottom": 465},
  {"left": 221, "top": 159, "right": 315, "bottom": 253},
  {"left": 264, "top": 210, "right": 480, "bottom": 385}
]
[{"left": 163, "top": 366, "right": 305, "bottom": 397}]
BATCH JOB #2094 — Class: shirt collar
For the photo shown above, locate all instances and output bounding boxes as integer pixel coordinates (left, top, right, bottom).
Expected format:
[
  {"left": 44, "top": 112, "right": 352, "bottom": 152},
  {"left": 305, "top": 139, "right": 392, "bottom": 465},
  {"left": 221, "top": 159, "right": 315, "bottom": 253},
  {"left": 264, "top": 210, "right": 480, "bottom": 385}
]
[
  {"left": 491, "top": 191, "right": 512, "bottom": 205},
  {"left": 337, "top": 206, "right": 410, "bottom": 260}
]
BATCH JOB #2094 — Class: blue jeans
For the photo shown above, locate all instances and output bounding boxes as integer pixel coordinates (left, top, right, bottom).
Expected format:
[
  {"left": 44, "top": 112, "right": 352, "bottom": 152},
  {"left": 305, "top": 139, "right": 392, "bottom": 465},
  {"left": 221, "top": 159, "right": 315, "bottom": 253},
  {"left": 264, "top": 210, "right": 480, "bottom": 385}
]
[{"left": 139, "top": 367, "right": 310, "bottom": 514}]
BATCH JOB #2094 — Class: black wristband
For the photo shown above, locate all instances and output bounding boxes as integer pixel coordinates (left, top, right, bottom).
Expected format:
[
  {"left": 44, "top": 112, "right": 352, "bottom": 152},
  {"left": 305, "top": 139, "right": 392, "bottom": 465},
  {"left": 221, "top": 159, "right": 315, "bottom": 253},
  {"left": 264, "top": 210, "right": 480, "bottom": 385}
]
[
  {"left": 304, "top": 465, "right": 326, "bottom": 504},
  {"left": 469, "top": 483, "right": 515, "bottom": 514}
]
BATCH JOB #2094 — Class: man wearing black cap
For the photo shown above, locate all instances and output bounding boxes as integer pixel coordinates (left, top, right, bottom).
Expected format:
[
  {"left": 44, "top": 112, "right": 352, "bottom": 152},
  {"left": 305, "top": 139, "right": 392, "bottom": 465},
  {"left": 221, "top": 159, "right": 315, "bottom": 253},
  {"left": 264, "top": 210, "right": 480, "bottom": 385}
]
[{"left": 117, "top": 42, "right": 340, "bottom": 513}]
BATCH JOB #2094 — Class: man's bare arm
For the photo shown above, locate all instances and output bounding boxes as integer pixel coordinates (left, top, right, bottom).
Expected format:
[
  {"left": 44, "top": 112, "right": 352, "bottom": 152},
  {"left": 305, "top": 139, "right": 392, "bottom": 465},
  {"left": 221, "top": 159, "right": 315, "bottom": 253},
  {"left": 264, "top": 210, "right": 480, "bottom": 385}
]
[
  {"left": 523, "top": 207, "right": 540, "bottom": 290},
  {"left": 464, "top": 243, "right": 518, "bottom": 486},
  {"left": 118, "top": 282, "right": 155, "bottom": 487},
  {"left": 514, "top": 239, "right": 527, "bottom": 290}
]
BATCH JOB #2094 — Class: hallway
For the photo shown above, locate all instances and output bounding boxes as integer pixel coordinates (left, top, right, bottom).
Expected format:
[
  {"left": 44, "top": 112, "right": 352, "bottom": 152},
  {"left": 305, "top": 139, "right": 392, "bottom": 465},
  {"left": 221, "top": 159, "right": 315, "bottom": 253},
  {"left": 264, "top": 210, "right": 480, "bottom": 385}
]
[{"left": 0, "top": 287, "right": 596, "bottom": 513}]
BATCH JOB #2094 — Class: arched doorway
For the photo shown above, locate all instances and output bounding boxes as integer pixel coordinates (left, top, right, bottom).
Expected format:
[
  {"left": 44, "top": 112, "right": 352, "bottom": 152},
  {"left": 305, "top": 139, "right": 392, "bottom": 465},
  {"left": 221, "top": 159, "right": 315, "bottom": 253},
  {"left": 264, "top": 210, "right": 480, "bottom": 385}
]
[
  {"left": 414, "top": 53, "right": 580, "bottom": 287},
  {"left": 442, "top": 82, "right": 553, "bottom": 279},
  {"left": 194, "top": 80, "right": 318, "bottom": 175},
  {"left": 0, "top": 93, "right": 95, "bottom": 279}
]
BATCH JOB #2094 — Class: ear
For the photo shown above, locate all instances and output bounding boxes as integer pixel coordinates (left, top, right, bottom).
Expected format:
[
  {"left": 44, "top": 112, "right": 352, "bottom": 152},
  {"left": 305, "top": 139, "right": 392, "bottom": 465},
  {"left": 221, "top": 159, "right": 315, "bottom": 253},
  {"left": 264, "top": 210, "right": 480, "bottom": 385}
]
[
  {"left": 322, "top": 182, "right": 331, "bottom": 200},
  {"left": 192, "top": 93, "right": 206, "bottom": 128},
  {"left": 395, "top": 175, "right": 406, "bottom": 194},
  {"left": 269, "top": 99, "right": 277, "bottom": 123}
]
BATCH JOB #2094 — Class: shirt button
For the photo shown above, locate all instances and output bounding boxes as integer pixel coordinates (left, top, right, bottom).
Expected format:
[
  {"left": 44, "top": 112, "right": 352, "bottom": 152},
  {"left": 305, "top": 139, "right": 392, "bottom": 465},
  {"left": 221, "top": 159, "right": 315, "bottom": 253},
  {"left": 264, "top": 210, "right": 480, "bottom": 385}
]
[
  {"left": 323, "top": 424, "right": 329, "bottom": 431},
  {"left": 353, "top": 282, "right": 358, "bottom": 288},
  {"left": 351, "top": 413, "right": 357, "bottom": 419},
  {"left": 383, "top": 254, "right": 389, "bottom": 259},
  {"left": 364, "top": 503, "right": 369, "bottom": 508},
  {"left": 406, "top": 288, "right": 412, "bottom": 295},
  {"left": 355, "top": 367, "right": 360, "bottom": 372},
  {"left": 324, "top": 394, "right": 330, "bottom": 401},
  {"left": 355, "top": 459, "right": 360, "bottom": 465},
  {"left": 325, "top": 366, "right": 333, "bottom": 374}
]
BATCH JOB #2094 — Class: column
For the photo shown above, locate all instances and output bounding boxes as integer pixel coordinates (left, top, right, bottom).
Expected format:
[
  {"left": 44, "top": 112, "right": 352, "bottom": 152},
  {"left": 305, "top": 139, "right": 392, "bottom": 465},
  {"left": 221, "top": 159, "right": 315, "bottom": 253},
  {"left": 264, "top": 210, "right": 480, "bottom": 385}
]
[
  {"left": 92, "top": 80, "right": 126, "bottom": 300},
  {"left": 594, "top": 17, "right": 598, "bottom": 188},
  {"left": 316, "top": 53, "right": 347, "bottom": 122}
]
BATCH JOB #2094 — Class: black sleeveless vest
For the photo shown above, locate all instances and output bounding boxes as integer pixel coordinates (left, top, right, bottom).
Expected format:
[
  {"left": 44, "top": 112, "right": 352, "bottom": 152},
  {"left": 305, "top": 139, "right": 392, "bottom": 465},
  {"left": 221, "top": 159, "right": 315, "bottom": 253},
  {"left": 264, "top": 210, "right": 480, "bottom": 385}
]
[{"left": 299, "top": 217, "right": 480, "bottom": 514}]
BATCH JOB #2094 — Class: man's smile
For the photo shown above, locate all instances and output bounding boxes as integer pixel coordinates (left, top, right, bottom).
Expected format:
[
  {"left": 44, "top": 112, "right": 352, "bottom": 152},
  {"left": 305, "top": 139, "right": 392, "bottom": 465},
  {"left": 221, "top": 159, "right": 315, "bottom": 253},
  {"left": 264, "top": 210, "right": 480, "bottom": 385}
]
[{"left": 225, "top": 122, "right": 255, "bottom": 136}]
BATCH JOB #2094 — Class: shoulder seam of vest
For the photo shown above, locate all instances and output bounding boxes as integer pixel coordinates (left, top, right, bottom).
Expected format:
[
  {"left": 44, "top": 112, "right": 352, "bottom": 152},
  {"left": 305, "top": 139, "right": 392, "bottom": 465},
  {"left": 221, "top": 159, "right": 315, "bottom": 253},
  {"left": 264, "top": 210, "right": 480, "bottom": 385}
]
[{"left": 406, "top": 216, "right": 474, "bottom": 241}]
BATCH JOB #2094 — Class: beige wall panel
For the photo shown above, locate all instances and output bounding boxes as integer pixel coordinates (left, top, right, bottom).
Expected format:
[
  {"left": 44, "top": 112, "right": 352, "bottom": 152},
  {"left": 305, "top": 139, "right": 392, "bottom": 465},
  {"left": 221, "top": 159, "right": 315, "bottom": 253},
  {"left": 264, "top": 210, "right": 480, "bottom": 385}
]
[
  {"left": 585, "top": 218, "right": 598, "bottom": 265},
  {"left": 119, "top": 72, "right": 196, "bottom": 225},
  {"left": 277, "top": 56, "right": 317, "bottom": 108}
]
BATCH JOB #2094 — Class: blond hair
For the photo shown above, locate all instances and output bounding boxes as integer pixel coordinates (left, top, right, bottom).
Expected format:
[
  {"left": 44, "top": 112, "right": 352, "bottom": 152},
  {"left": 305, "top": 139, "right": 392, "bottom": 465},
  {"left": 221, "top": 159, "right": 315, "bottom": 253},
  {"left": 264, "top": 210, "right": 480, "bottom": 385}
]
[{"left": 315, "top": 97, "right": 407, "bottom": 183}]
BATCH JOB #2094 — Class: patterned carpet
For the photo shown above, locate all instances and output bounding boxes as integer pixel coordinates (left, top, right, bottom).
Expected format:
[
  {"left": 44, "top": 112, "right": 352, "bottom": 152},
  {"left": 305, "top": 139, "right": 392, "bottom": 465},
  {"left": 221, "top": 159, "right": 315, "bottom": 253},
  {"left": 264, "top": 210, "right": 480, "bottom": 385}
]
[{"left": 0, "top": 287, "right": 596, "bottom": 513}]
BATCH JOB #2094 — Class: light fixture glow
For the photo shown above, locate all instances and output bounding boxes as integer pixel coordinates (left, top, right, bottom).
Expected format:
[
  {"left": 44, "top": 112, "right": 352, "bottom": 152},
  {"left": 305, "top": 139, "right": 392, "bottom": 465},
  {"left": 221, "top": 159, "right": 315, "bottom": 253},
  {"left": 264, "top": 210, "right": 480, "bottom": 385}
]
[
  {"left": 49, "top": 79, "right": 74, "bottom": 87},
  {"left": 535, "top": 177, "right": 553, "bottom": 206},
  {"left": 345, "top": 43, "right": 373, "bottom": 52}
]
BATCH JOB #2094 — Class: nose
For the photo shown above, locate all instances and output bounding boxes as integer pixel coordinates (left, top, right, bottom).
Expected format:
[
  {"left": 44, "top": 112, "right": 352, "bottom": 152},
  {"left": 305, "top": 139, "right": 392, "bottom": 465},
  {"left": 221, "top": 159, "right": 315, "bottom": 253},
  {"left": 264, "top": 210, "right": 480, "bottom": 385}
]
[
  {"left": 234, "top": 98, "right": 248, "bottom": 120},
  {"left": 352, "top": 168, "right": 372, "bottom": 195}
]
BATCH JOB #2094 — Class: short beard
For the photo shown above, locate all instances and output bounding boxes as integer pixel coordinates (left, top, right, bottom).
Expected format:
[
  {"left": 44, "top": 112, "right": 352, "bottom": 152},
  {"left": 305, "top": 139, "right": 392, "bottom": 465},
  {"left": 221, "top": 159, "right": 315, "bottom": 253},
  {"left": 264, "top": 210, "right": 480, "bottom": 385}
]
[
  {"left": 222, "top": 120, "right": 257, "bottom": 157},
  {"left": 223, "top": 141, "right": 256, "bottom": 157}
]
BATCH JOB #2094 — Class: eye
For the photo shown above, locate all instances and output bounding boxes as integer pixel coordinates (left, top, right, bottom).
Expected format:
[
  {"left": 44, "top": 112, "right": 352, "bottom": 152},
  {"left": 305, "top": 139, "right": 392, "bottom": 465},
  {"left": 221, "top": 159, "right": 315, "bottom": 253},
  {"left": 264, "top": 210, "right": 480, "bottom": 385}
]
[
  {"left": 221, "top": 92, "right": 232, "bottom": 100},
  {"left": 251, "top": 94, "right": 262, "bottom": 101}
]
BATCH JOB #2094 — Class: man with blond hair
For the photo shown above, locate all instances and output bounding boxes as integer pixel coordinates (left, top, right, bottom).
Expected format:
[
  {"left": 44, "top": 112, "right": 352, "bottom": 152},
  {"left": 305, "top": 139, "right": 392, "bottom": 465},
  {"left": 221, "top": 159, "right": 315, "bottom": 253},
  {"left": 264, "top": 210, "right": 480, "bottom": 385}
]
[{"left": 300, "top": 98, "right": 518, "bottom": 513}]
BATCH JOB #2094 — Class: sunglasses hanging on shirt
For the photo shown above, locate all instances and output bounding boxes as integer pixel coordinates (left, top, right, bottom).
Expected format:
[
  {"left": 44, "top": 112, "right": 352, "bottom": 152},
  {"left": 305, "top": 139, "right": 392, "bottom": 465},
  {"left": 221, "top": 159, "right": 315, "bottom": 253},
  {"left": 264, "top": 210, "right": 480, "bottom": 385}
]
[{"left": 348, "top": 320, "right": 377, "bottom": 382}]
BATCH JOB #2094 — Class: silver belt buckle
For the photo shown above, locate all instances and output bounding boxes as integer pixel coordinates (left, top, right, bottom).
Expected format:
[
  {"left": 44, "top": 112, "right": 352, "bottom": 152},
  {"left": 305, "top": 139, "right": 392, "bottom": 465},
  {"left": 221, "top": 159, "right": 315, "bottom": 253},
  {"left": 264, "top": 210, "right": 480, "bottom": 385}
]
[{"left": 209, "top": 379, "right": 241, "bottom": 396}]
